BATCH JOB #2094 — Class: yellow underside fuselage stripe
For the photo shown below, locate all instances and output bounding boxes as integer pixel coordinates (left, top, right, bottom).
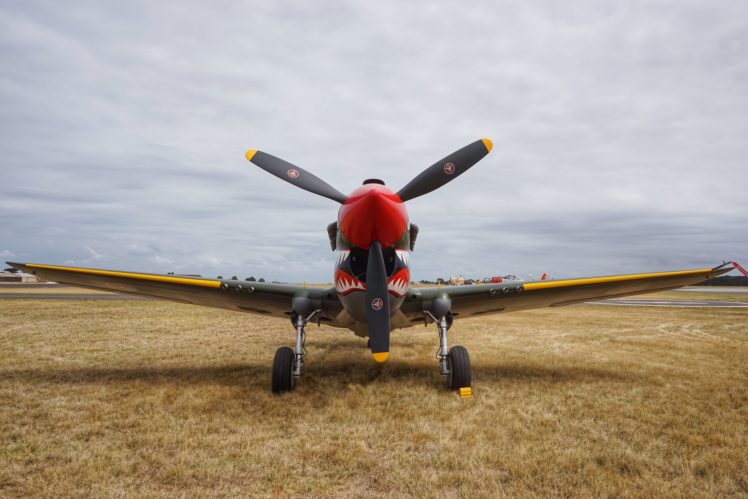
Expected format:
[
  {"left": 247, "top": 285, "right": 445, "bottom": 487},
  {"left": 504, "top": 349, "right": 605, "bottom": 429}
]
[
  {"left": 25, "top": 264, "right": 221, "bottom": 288},
  {"left": 522, "top": 268, "right": 713, "bottom": 291}
]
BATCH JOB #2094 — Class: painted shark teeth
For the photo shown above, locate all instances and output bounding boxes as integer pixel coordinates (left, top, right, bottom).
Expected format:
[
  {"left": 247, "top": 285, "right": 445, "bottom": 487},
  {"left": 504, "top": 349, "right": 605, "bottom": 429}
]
[
  {"left": 336, "top": 267, "right": 410, "bottom": 297},
  {"left": 386, "top": 268, "right": 410, "bottom": 297},
  {"left": 395, "top": 250, "right": 409, "bottom": 265},
  {"left": 335, "top": 250, "right": 350, "bottom": 266},
  {"left": 335, "top": 270, "right": 365, "bottom": 295},
  {"left": 387, "top": 277, "right": 408, "bottom": 297}
]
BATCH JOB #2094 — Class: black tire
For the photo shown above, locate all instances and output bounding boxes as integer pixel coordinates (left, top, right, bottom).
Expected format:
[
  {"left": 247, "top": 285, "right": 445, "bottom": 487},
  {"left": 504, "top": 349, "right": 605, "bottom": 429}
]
[
  {"left": 447, "top": 345, "right": 471, "bottom": 390},
  {"left": 272, "top": 346, "right": 296, "bottom": 394}
]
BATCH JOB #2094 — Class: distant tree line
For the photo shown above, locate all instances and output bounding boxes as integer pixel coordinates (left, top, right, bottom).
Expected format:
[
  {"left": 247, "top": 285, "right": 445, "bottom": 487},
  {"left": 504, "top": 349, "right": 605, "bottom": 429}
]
[{"left": 695, "top": 276, "right": 748, "bottom": 286}]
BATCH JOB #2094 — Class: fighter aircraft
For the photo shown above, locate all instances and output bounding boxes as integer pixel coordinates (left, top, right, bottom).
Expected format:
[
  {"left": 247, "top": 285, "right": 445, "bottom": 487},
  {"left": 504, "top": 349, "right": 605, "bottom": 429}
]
[{"left": 8, "top": 138, "right": 733, "bottom": 395}]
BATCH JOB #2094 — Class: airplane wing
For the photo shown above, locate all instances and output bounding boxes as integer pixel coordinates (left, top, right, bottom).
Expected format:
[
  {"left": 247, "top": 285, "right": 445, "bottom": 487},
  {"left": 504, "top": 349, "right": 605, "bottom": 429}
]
[
  {"left": 6, "top": 262, "right": 343, "bottom": 323},
  {"left": 401, "top": 264, "right": 734, "bottom": 321}
]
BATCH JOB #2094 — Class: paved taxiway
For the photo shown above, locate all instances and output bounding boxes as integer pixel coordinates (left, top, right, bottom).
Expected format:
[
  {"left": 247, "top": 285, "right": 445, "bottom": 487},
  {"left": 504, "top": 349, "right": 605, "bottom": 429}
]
[
  {"left": 589, "top": 298, "right": 748, "bottom": 308},
  {"left": 0, "top": 293, "right": 146, "bottom": 300},
  {"left": 3, "top": 287, "right": 747, "bottom": 307},
  {"left": 0, "top": 283, "right": 65, "bottom": 289},
  {"left": 674, "top": 286, "right": 748, "bottom": 294}
]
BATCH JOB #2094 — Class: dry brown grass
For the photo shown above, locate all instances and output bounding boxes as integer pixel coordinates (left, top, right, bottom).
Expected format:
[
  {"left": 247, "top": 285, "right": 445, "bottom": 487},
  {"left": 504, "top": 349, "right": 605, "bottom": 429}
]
[{"left": 1, "top": 294, "right": 746, "bottom": 497}]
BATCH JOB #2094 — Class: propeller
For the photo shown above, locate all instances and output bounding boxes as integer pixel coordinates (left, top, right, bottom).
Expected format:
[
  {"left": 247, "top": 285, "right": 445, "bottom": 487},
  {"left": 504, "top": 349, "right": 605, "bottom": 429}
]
[
  {"left": 365, "top": 241, "right": 390, "bottom": 363},
  {"left": 244, "top": 138, "right": 494, "bottom": 363},
  {"left": 245, "top": 138, "right": 492, "bottom": 204},
  {"left": 396, "top": 138, "right": 493, "bottom": 202},
  {"left": 245, "top": 150, "right": 347, "bottom": 203}
]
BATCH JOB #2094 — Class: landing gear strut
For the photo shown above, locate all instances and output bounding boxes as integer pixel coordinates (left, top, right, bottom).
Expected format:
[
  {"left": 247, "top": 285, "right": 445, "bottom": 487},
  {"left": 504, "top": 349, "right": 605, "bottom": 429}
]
[
  {"left": 272, "top": 307, "right": 318, "bottom": 394},
  {"left": 427, "top": 299, "right": 472, "bottom": 395}
]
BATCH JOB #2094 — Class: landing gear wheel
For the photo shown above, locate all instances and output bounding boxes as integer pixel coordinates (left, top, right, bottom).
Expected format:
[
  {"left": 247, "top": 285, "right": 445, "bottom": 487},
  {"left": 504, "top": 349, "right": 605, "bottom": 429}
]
[
  {"left": 272, "top": 346, "right": 296, "bottom": 394},
  {"left": 446, "top": 345, "right": 471, "bottom": 390}
]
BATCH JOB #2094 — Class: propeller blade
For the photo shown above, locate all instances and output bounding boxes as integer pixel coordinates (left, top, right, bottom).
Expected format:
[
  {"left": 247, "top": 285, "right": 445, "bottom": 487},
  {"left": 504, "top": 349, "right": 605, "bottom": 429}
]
[
  {"left": 245, "top": 150, "right": 348, "bottom": 203},
  {"left": 365, "top": 241, "right": 390, "bottom": 363},
  {"left": 396, "top": 138, "right": 493, "bottom": 202}
]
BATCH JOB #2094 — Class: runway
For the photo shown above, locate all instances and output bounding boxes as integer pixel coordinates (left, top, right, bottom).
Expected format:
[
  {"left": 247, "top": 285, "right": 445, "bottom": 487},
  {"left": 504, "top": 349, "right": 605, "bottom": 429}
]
[
  {"left": 2, "top": 293, "right": 746, "bottom": 308},
  {"left": 0, "top": 283, "right": 65, "bottom": 289},
  {"left": 589, "top": 299, "right": 748, "bottom": 308},
  {"left": 2, "top": 285, "right": 746, "bottom": 308},
  {"left": 674, "top": 286, "right": 748, "bottom": 294},
  {"left": 0, "top": 293, "right": 147, "bottom": 300}
]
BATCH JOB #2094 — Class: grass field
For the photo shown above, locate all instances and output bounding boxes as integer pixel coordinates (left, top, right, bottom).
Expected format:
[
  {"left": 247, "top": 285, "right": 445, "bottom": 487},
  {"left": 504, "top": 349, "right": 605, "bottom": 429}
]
[{"left": 1, "top": 292, "right": 746, "bottom": 497}]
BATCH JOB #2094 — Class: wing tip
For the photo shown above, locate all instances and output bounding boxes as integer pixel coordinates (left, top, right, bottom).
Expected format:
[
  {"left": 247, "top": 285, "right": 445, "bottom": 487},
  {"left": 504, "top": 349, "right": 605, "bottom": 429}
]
[{"left": 711, "top": 261, "right": 734, "bottom": 271}]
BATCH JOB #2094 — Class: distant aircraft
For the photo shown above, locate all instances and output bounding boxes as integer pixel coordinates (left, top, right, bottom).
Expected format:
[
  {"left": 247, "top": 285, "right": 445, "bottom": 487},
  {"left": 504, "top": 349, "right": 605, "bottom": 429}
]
[{"left": 8, "top": 138, "right": 733, "bottom": 395}]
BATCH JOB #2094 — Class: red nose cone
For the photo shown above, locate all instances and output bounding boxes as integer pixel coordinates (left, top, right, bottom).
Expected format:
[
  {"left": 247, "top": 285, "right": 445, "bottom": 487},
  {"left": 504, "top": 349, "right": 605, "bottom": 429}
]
[{"left": 339, "top": 184, "right": 408, "bottom": 249}]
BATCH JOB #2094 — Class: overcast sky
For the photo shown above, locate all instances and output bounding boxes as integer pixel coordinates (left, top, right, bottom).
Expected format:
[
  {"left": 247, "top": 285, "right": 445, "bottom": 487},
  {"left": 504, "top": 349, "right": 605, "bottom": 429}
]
[{"left": 1, "top": 1, "right": 746, "bottom": 282}]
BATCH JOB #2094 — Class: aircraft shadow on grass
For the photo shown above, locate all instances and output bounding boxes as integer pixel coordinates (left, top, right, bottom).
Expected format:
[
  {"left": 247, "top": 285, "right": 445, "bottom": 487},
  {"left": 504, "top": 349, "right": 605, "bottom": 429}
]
[{"left": 3, "top": 361, "right": 644, "bottom": 393}]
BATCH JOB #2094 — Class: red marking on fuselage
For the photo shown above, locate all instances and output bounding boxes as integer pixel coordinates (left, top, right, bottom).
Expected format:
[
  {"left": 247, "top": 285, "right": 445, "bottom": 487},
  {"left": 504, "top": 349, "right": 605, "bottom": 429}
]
[{"left": 338, "top": 184, "right": 408, "bottom": 249}]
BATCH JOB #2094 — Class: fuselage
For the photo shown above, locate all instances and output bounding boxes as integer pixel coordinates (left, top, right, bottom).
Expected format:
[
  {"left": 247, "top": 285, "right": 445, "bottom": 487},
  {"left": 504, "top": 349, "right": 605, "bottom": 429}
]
[{"left": 332, "top": 181, "right": 412, "bottom": 336}]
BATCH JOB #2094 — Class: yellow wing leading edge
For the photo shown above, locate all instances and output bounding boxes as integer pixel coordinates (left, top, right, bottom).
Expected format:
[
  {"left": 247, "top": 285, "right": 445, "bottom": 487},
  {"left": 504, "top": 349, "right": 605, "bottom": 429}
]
[
  {"left": 522, "top": 268, "right": 715, "bottom": 291},
  {"left": 23, "top": 263, "right": 221, "bottom": 288}
]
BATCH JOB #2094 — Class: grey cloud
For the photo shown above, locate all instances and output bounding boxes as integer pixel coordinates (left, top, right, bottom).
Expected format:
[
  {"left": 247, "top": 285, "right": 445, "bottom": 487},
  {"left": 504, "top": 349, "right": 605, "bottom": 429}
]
[{"left": 1, "top": 1, "right": 746, "bottom": 282}]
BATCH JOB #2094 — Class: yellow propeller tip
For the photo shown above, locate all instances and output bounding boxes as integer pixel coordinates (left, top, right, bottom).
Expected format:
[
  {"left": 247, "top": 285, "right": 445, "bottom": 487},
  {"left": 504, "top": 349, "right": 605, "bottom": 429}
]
[
  {"left": 245, "top": 149, "right": 258, "bottom": 161},
  {"left": 372, "top": 352, "right": 389, "bottom": 363},
  {"left": 481, "top": 138, "right": 493, "bottom": 152}
]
